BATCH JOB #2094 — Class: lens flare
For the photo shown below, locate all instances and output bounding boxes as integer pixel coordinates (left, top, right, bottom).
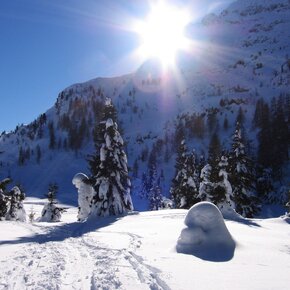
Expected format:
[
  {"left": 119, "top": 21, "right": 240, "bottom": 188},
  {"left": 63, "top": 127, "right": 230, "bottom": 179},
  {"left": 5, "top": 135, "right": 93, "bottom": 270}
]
[{"left": 135, "top": 1, "right": 191, "bottom": 68}]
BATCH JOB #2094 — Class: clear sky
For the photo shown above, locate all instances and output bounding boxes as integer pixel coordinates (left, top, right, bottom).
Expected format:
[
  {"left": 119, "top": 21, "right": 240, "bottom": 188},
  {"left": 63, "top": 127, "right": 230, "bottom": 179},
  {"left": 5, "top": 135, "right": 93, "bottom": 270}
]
[{"left": 0, "top": 0, "right": 233, "bottom": 132}]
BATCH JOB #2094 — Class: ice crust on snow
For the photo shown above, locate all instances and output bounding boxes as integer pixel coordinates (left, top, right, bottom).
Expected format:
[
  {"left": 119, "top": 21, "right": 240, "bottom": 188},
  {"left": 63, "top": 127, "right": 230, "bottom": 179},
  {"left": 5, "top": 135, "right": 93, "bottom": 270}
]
[{"left": 177, "top": 202, "right": 236, "bottom": 261}]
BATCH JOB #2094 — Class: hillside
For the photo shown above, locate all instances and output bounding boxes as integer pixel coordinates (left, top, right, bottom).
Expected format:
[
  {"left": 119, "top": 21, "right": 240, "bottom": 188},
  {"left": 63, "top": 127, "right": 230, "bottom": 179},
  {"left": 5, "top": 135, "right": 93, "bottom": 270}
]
[{"left": 0, "top": 0, "right": 289, "bottom": 212}]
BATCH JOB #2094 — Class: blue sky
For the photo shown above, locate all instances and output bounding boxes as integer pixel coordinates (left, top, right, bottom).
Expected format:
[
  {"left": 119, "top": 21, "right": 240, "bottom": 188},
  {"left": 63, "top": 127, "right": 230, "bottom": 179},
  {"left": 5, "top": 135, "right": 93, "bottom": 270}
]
[{"left": 0, "top": 0, "right": 233, "bottom": 132}]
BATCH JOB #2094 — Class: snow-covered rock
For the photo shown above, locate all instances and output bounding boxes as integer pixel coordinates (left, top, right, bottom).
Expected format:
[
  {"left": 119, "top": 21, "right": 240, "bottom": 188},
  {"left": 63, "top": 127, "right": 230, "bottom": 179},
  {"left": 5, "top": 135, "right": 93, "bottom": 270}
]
[{"left": 176, "top": 202, "right": 236, "bottom": 261}]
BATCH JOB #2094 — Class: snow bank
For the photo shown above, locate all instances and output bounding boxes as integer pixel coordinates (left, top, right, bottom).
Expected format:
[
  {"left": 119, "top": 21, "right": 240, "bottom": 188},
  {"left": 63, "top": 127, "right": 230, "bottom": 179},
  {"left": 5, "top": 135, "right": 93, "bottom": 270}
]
[{"left": 176, "top": 202, "right": 236, "bottom": 261}]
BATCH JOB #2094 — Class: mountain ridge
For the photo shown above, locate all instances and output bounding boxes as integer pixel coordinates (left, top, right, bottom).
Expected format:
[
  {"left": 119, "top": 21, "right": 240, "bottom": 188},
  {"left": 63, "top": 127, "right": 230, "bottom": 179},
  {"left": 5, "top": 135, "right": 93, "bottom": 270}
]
[{"left": 0, "top": 0, "right": 289, "bottom": 213}]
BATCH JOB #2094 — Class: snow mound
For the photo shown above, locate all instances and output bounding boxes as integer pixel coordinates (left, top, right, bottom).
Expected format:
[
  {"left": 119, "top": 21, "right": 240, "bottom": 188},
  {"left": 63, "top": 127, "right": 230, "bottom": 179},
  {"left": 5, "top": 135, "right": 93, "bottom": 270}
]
[
  {"left": 177, "top": 202, "right": 236, "bottom": 261},
  {"left": 72, "top": 173, "right": 95, "bottom": 221},
  {"left": 220, "top": 205, "right": 244, "bottom": 221}
]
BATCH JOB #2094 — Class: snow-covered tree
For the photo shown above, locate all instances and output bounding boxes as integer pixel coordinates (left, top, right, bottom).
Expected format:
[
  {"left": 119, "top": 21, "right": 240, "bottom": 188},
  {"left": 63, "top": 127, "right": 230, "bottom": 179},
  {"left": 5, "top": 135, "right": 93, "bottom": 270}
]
[
  {"left": 229, "top": 123, "right": 260, "bottom": 217},
  {"left": 139, "top": 171, "right": 151, "bottom": 200},
  {"left": 198, "top": 155, "right": 234, "bottom": 212},
  {"left": 90, "top": 98, "right": 133, "bottom": 217},
  {"left": 171, "top": 143, "right": 199, "bottom": 208},
  {"left": 148, "top": 164, "right": 163, "bottom": 211},
  {"left": 0, "top": 178, "right": 11, "bottom": 220},
  {"left": 40, "top": 183, "right": 65, "bottom": 222},
  {"left": 87, "top": 97, "right": 117, "bottom": 179},
  {"left": 286, "top": 193, "right": 290, "bottom": 216},
  {"left": 217, "top": 155, "right": 234, "bottom": 210},
  {"left": 0, "top": 191, "right": 9, "bottom": 220},
  {"left": 72, "top": 173, "right": 95, "bottom": 221},
  {"left": 198, "top": 164, "right": 214, "bottom": 202},
  {"left": 5, "top": 186, "right": 26, "bottom": 222}
]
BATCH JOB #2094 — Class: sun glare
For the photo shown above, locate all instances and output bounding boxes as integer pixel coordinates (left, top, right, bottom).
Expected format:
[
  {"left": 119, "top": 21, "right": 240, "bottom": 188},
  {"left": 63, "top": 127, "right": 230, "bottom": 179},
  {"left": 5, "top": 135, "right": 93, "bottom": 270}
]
[{"left": 135, "top": 1, "right": 191, "bottom": 68}]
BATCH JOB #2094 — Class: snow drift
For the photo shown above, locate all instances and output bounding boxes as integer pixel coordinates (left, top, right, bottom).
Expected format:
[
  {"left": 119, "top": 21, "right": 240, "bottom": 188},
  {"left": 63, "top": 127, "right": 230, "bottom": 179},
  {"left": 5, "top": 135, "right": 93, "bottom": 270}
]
[{"left": 176, "top": 202, "right": 236, "bottom": 261}]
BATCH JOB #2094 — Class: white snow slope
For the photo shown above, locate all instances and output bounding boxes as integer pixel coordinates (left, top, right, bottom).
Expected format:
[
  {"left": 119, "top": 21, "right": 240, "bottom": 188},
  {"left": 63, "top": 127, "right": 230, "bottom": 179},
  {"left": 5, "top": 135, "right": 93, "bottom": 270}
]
[{"left": 0, "top": 198, "right": 289, "bottom": 290}]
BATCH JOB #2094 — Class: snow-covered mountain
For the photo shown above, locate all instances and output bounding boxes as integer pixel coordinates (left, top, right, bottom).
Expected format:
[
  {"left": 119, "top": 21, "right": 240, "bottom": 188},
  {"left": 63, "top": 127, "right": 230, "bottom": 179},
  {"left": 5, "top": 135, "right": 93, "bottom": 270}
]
[{"left": 0, "top": 0, "right": 289, "bottom": 210}]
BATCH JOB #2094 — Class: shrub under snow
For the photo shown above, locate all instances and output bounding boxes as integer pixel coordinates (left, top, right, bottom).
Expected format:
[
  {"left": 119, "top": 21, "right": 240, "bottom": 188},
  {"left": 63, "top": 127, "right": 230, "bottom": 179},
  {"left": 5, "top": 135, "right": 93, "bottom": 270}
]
[
  {"left": 72, "top": 173, "right": 95, "bottom": 221},
  {"left": 176, "top": 202, "right": 235, "bottom": 261}
]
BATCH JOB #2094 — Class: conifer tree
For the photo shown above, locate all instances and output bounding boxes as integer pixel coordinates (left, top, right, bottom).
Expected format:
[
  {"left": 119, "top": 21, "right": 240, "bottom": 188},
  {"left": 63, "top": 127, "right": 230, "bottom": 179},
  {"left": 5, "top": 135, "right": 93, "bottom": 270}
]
[
  {"left": 198, "top": 164, "right": 214, "bottom": 202},
  {"left": 87, "top": 98, "right": 116, "bottom": 179},
  {"left": 271, "top": 97, "right": 288, "bottom": 179},
  {"left": 0, "top": 187, "right": 9, "bottom": 220},
  {"left": 40, "top": 183, "right": 65, "bottom": 222},
  {"left": 229, "top": 123, "right": 260, "bottom": 217},
  {"left": 170, "top": 139, "right": 187, "bottom": 207},
  {"left": 90, "top": 98, "right": 133, "bottom": 216},
  {"left": 48, "top": 122, "right": 56, "bottom": 150},
  {"left": 217, "top": 155, "right": 234, "bottom": 209},
  {"left": 140, "top": 172, "right": 151, "bottom": 200},
  {"left": 171, "top": 144, "right": 199, "bottom": 208},
  {"left": 198, "top": 132, "right": 235, "bottom": 211},
  {"left": 148, "top": 164, "right": 163, "bottom": 211},
  {"left": 5, "top": 186, "right": 26, "bottom": 221}
]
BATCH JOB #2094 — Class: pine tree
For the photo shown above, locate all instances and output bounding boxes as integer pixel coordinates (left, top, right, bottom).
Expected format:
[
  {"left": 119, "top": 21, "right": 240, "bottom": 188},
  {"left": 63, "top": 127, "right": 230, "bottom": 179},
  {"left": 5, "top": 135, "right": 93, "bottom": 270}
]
[
  {"left": 198, "top": 132, "right": 235, "bottom": 211},
  {"left": 5, "top": 186, "right": 26, "bottom": 221},
  {"left": 198, "top": 164, "right": 214, "bottom": 202},
  {"left": 90, "top": 98, "right": 133, "bottom": 217},
  {"left": 170, "top": 139, "right": 187, "bottom": 207},
  {"left": 217, "top": 155, "right": 234, "bottom": 209},
  {"left": 229, "top": 123, "right": 260, "bottom": 217},
  {"left": 148, "top": 164, "right": 163, "bottom": 211},
  {"left": 257, "top": 102, "right": 272, "bottom": 168},
  {"left": 140, "top": 172, "right": 151, "bottom": 200},
  {"left": 271, "top": 96, "right": 288, "bottom": 179},
  {"left": 87, "top": 98, "right": 116, "bottom": 179},
  {"left": 40, "top": 183, "right": 66, "bottom": 222},
  {"left": 171, "top": 146, "right": 199, "bottom": 209},
  {"left": 0, "top": 191, "right": 9, "bottom": 220},
  {"left": 48, "top": 122, "right": 56, "bottom": 150},
  {"left": 36, "top": 145, "right": 41, "bottom": 164}
]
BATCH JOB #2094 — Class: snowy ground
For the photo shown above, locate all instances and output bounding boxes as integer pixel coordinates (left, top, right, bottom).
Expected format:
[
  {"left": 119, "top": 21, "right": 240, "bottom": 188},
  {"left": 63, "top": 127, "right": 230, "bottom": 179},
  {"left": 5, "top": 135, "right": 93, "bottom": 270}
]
[{"left": 0, "top": 198, "right": 289, "bottom": 290}]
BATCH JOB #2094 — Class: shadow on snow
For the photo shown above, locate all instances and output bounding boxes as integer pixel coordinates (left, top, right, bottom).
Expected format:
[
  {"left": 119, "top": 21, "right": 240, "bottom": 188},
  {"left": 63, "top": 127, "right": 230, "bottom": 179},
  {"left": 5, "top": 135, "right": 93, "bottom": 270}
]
[{"left": 0, "top": 215, "right": 124, "bottom": 246}]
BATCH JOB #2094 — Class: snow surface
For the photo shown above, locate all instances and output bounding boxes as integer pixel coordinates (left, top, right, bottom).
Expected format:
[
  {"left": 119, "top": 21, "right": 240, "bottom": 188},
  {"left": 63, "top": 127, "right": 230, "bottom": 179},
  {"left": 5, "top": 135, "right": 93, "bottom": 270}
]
[
  {"left": 176, "top": 202, "right": 236, "bottom": 261},
  {"left": 0, "top": 198, "right": 289, "bottom": 290}
]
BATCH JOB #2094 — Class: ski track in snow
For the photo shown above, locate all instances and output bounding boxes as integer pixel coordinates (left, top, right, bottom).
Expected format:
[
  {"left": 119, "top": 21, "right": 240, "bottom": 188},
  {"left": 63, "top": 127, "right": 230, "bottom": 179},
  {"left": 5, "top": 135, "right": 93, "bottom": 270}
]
[{"left": 0, "top": 223, "right": 168, "bottom": 290}]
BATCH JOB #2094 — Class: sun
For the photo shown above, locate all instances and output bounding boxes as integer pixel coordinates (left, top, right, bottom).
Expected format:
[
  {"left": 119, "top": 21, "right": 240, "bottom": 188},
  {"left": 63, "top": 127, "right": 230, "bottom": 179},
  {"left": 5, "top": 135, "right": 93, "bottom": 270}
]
[{"left": 135, "top": 1, "right": 191, "bottom": 68}]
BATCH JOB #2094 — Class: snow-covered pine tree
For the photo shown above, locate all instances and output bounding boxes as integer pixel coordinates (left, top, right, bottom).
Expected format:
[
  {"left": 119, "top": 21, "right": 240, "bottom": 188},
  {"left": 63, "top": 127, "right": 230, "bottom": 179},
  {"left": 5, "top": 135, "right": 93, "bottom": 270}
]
[
  {"left": 148, "top": 164, "right": 163, "bottom": 211},
  {"left": 286, "top": 192, "right": 290, "bottom": 216},
  {"left": 0, "top": 178, "right": 11, "bottom": 220},
  {"left": 171, "top": 143, "right": 199, "bottom": 208},
  {"left": 140, "top": 172, "right": 151, "bottom": 200},
  {"left": 90, "top": 98, "right": 133, "bottom": 217},
  {"left": 0, "top": 191, "right": 9, "bottom": 220},
  {"left": 87, "top": 97, "right": 116, "bottom": 179},
  {"left": 40, "top": 183, "right": 65, "bottom": 222},
  {"left": 198, "top": 163, "right": 214, "bottom": 202},
  {"left": 217, "top": 155, "right": 234, "bottom": 210},
  {"left": 206, "top": 133, "right": 225, "bottom": 206},
  {"left": 5, "top": 186, "right": 26, "bottom": 222},
  {"left": 170, "top": 139, "right": 187, "bottom": 207},
  {"left": 198, "top": 133, "right": 235, "bottom": 212},
  {"left": 0, "top": 178, "right": 12, "bottom": 192},
  {"left": 229, "top": 122, "right": 260, "bottom": 217}
]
